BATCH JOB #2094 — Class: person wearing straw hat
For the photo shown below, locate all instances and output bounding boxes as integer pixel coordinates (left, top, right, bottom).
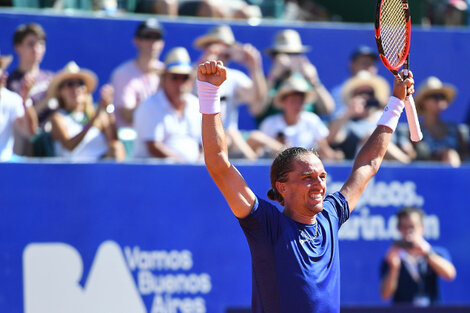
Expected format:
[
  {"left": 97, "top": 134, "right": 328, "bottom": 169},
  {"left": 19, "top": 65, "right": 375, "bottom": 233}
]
[
  {"left": 48, "top": 61, "right": 125, "bottom": 161},
  {"left": 196, "top": 59, "right": 415, "bottom": 313},
  {"left": 0, "top": 50, "right": 38, "bottom": 161},
  {"left": 249, "top": 74, "right": 343, "bottom": 161},
  {"left": 259, "top": 29, "right": 335, "bottom": 125},
  {"left": 193, "top": 24, "right": 267, "bottom": 159},
  {"left": 111, "top": 18, "right": 165, "bottom": 129},
  {"left": 329, "top": 45, "right": 380, "bottom": 121},
  {"left": 133, "top": 47, "right": 201, "bottom": 163},
  {"left": 413, "top": 76, "right": 468, "bottom": 167},
  {"left": 327, "top": 71, "right": 414, "bottom": 163}
]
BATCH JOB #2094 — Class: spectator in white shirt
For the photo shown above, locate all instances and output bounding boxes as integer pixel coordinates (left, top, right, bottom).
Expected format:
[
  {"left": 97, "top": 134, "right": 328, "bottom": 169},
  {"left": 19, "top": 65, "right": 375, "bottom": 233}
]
[
  {"left": 193, "top": 24, "right": 267, "bottom": 159},
  {"left": 111, "top": 18, "right": 165, "bottom": 128},
  {"left": 0, "top": 51, "right": 38, "bottom": 161},
  {"left": 48, "top": 62, "right": 125, "bottom": 161},
  {"left": 133, "top": 47, "right": 201, "bottom": 163},
  {"left": 249, "top": 74, "right": 343, "bottom": 161}
]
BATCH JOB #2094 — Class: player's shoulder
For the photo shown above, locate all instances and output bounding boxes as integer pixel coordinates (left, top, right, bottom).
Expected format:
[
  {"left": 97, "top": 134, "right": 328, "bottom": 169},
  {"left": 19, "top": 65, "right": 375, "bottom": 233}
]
[{"left": 322, "top": 192, "right": 349, "bottom": 217}]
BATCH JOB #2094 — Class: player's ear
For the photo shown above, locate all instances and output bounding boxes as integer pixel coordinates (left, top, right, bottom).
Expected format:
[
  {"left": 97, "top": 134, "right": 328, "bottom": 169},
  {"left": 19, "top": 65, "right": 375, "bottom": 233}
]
[{"left": 276, "top": 181, "right": 286, "bottom": 195}]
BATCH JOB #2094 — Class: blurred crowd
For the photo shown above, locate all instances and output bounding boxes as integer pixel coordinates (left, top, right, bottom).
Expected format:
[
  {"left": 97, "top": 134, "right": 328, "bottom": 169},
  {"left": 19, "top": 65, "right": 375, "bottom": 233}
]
[
  {"left": 1, "top": 0, "right": 469, "bottom": 26},
  {"left": 0, "top": 20, "right": 469, "bottom": 166}
]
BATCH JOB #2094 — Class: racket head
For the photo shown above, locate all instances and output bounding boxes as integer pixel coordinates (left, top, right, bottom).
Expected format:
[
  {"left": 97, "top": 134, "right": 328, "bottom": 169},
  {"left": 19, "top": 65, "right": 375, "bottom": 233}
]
[{"left": 375, "top": 0, "right": 411, "bottom": 73}]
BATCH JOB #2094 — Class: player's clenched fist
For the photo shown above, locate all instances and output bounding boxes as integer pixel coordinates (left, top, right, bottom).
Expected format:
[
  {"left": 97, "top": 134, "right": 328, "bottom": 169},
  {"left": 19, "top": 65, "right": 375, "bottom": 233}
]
[{"left": 197, "top": 60, "right": 227, "bottom": 86}]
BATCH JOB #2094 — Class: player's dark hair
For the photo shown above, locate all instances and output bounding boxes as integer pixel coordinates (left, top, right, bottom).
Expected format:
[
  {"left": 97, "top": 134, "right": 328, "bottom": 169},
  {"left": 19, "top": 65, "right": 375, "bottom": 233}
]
[
  {"left": 267, "top": 147, "right": 318, "bottom": 206},
  {"left": 397, "top": 207, "right": 425, "bottom": 225},
  {"left": 13, "top": 23, "right": 46, "bottom": 46}
]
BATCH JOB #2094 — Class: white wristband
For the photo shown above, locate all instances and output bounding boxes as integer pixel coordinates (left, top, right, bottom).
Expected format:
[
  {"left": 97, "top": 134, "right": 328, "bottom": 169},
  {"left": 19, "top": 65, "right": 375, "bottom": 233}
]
[
  {"left": 377, "top": 96, "right": 405, "bottom": 132},
  {"left": 197, "top": 79, "right": 220, "bottom": 114}
]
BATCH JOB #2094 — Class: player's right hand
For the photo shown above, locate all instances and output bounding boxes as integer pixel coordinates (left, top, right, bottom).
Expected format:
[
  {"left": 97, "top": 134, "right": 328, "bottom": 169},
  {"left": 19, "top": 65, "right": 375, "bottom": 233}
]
[{"left": 197, "top": 60, "right": 227, "bottom": 87}]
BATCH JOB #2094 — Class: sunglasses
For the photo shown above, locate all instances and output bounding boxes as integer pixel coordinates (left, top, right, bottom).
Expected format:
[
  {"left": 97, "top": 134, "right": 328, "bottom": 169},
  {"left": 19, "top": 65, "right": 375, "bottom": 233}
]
[
  {"left": 168, "top": 74, "right": 190, "bottom": 82},
  {"left": 425, "top": 93, "right": 447, "bottom": 101},
  {"left": 60, "top": 79, "right": 85, "bottom": 89},
  {"left": 138, "top": 33, "right": 162, "bottom": 41},
  {"left": 353, "top": 89, "right": 375, "bottom": 98}
]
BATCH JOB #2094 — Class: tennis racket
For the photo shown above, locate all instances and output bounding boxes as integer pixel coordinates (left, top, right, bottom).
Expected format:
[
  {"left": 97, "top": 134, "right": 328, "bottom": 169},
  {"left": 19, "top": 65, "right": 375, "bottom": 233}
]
[{"left": 374, "top": 0, "right": 423, "bottom": 142}]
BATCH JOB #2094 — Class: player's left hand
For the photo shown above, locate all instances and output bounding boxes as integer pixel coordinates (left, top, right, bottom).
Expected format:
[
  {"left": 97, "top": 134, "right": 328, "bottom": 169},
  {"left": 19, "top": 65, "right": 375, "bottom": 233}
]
[{"left": 392, "top": 71, "right": 414, "bottom": 101}]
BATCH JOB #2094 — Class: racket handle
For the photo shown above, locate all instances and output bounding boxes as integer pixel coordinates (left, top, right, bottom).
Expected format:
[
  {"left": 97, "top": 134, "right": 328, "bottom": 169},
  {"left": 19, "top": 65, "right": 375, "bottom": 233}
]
[{"left": 404, "top": 95, "right": 423, "bottom": 142}]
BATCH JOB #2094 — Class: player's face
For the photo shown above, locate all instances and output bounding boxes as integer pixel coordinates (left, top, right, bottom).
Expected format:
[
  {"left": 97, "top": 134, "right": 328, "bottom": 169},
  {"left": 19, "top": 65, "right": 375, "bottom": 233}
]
[
  {"left": 280, "top": 154, "right": 327, "bottom": 215},
  {"left": 398, "top": 212, "right": 424, "bottom": 242},
  {"left": 15, "top": 34, "right": 46, "bottom": 65}
]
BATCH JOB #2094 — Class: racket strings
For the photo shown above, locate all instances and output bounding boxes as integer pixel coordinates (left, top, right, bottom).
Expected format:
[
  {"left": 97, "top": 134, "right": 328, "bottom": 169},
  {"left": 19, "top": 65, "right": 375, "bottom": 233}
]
[{"left": 380, "top": 0, "right": 407, "bottom": 67}]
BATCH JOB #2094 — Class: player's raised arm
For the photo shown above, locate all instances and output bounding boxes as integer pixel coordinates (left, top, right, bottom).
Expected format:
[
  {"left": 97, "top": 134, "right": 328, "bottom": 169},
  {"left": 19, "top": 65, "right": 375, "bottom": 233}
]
[
  {"left": 341, "top": 72, "right": 415, "bottom": 212},
  {"left": 198, "top": 60, "right": 256, "bottom": 218}
]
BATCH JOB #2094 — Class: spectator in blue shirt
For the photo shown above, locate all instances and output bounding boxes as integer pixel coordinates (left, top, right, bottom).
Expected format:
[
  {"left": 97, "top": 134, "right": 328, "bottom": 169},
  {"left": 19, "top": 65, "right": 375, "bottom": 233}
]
[{"left": 380, "top": 207, "right": 456, "bottom": 306}]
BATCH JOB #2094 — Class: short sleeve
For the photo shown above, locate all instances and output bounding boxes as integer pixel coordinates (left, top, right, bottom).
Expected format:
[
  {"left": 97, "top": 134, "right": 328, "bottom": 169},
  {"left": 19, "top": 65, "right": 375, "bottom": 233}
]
[
  {"left": 238, "top": 196, "right": 282, "bottom": 242},
  {"left": 323, "top": 192, "right": 350, "bottom": 228}
]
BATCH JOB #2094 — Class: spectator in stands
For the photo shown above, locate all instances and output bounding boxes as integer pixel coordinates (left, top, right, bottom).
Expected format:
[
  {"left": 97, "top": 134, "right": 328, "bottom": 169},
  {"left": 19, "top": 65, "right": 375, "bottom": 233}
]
[
  {"left": 414, "top": 76, "right": 468, "bottom": 167},
  {"left": 137, "top": 0, "right": 262, "bottom": 20},
  {"left": 0, "top": 51, "right": 38, "bottom": 162},
  {"left": 380, "top": 207, "right": 456, "bottom": 306},
  {"left": 7, "top": 23, "right": 54, "bottom": 156},
  {"left": 327, "top": 71, "right": 414, "bottom": 163},
  {"left": 330, "top": 45, "right": 379, "bottom": 121},
  {"left": 423, "top": 0, "right": 468, "bottom": 26},
  {"left": 250, "top": 73, "right": 343, "bottom": 161},
  {"left": 259, "top": 29, "right": 334, "bottom": 125},
  {"left": 194, "top": 25, "right": 267, "bottom": 159},
  {"left": 282, "top": 0, "right": 330, "bottom": 21},
  {"left": 48, "top": 62, "right": 125, "bottom": 161},
  {"left": 133, "top": 47, "right": 201, "bottom": 163},
  {"left": 111, "top": 18, "right": 164, "bottom": 129}
]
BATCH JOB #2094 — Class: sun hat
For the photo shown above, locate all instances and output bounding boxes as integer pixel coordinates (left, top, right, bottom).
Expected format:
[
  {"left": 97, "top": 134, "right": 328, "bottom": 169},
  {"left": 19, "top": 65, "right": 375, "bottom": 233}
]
[
  {"left": 341, "top": 70, "right": 390, "bottom": 106},
  {"left": 273, "top": 74, "right": 316, "bottom": 108},
  {"left": 47, "top": 61, "right": 98, "bottom": 98},
  {"left": 265, "top": 29, "right": 310, "bottom": 55},
  {"left": 193, "top": 25, "right": 236, "bottom": 49},
  {"left": 0, "top": 50, "right": 13, "bottom": 70},
  {"left": 415, "top": 76, "right": 456, "bottom": 109},
  {"left": 164, "top": 47, "right": 192, "bottom": 74}
]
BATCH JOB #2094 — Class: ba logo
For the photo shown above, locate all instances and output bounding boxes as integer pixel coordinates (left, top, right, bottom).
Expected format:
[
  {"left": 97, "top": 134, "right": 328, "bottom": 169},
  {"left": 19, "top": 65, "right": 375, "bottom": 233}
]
[{"left": 23, "top": 241, "right": 146, "bottom": 313}]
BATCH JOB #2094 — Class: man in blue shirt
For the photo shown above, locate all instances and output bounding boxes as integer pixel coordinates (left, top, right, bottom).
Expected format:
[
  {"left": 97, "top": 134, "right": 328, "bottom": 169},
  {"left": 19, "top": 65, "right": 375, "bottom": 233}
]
[
  {"left": 380, "top": 207, "right": 456, "bottom": 306},
  {"left": 196, "top": 60, "right": 415, "bottom": 313}
]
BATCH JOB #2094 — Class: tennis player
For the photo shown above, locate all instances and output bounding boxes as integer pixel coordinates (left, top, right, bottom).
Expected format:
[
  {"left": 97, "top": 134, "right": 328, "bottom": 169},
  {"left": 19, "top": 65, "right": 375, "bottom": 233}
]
[{"left": 197, "top": 60, "right": 414, "bottom": 313}]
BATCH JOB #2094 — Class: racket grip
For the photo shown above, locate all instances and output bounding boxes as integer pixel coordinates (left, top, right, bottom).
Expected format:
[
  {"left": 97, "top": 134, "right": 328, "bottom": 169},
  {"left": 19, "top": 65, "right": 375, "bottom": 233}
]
[{"left": 404, "top": 95, "right": 423, "bottom": 142}]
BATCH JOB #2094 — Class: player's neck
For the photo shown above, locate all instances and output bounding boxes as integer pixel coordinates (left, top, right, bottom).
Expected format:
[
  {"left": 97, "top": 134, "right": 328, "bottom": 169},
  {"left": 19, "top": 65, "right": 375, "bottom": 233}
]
[{"left": 283, "top": 206, "right": 318, "bottom": 225}]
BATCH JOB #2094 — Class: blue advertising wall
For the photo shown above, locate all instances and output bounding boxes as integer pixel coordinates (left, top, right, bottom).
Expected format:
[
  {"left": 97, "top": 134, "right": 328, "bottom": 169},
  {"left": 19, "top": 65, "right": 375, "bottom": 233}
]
[
  {"left": 0, "top": 10, "right": 470, "bottom": 124},
  {"left": 1, "top": 162, "right": 470, "bottom": 313}
]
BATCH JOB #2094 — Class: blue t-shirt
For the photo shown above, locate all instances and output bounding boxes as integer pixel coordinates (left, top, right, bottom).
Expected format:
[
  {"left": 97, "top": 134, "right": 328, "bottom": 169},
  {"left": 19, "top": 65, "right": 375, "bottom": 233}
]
[{"left": 238, "top": 192, "right": 350, "bottom": 313}]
